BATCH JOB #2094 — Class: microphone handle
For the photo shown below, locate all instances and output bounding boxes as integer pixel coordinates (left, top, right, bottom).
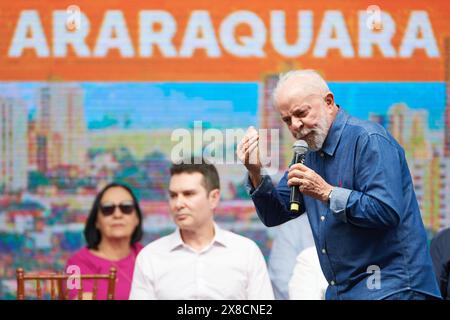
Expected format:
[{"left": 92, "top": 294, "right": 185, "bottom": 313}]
[{"left": 289, "top": 152, "right": 305, "bottom": 213}]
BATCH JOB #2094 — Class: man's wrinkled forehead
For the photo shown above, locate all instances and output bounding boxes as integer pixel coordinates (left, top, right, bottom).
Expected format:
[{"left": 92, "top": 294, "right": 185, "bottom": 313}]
[
  {"left": 276, "top": 76, "right": 327, "bottom": 101},
  {"left": 169, "top": 172, "right": 206, "bottom": 192},
  {"left": 276, "top": 88, "right": 324, "bottom": 113}
]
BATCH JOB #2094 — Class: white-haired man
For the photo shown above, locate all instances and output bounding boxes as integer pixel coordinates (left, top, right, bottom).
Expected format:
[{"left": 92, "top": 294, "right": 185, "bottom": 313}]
[{"left": 237, "top": 70, "right": 441, "bottom": 300}]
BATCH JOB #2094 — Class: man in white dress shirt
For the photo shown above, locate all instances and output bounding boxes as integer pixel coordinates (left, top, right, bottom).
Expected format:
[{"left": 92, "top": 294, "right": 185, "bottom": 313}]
[
  {"left": 289, "top": 246, "right": 329, "bottom": 300},
  {"left": 130, "top": 159, "right": 274, "bottom": 300}
]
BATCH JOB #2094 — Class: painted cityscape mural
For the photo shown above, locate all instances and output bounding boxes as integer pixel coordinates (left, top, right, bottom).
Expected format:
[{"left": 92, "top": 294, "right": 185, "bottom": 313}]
[{"left": 1, "top": 0, "right": 449, "bottom": 299}]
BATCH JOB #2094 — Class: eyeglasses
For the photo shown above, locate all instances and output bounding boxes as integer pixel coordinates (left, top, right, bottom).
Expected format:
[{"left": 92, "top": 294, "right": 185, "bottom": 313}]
[{"left": 99, "top": 201, "right": 135, "bottom": 216}]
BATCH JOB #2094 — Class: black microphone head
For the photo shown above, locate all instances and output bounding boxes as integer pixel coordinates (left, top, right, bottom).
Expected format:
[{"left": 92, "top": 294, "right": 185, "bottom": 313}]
[{"left": 292, "top": 140, "right": 308, "bottom": 154}]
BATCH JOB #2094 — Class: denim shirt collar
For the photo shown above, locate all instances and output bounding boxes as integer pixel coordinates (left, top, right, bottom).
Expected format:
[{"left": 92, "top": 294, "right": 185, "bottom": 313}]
[{"left": 320, "top": 106, "right": 349, "bottom": 157}]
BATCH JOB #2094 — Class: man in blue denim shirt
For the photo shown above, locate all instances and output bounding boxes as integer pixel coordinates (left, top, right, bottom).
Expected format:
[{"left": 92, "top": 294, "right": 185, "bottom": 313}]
[{"left": 237, "top": 70, "right": 441, "bottom": 300}]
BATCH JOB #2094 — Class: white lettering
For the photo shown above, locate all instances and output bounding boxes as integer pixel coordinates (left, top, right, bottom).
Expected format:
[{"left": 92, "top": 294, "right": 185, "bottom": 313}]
[
  {"left": 8, "top": 10, "right": 49, "bottom": 57},
  {"left": 7, "top": 9, "right": 440, "bottom": 60},
  {"left": 359, "top": 11, "right": 396, "bottom": 57},
  {"left": 94, "top": 10, "right": 135, "bottom": 57},
  {"left": 271, "top": 11, "right": 313, "bottom": 57},
  {"left": 139, "top": 11, "right": 177, "bottom": 57},
  {"left": 220, "top": 11, "right": 266, "bottom": 57},
  {"left": 53, "top": 11, "right": 91, "bottom": 57},
  {"left": 180, "top": 11, "right": 221, "bottom": 57},
  {"left": 203, "top": 129, "right": 224, "bottom": 164},
  {"left": 313, "top": 10, "right": 354, "bottom": 57},
  {"left": 171, "top": 128, "right": 192, "bottom": 164},
  {"left": 399, "top": 11, "right": 439, "bottom": 57}
]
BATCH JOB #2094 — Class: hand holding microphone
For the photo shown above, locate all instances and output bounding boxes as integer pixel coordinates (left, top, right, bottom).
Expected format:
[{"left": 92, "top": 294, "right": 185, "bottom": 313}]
[
  {"left": 288, "top": 141, "right": 333, "bottom": 212},
  {"left": 289, "top": 141, "right": 308, "bottom": 213}
]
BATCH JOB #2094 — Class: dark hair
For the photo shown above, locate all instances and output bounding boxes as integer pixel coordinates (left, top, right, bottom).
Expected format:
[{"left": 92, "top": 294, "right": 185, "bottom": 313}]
[
  {"left": 84, "top": 182, "right": 143, "bottom": 250},
  {"left": 170, "top": 158, "right": 220, "bottom": 193}
]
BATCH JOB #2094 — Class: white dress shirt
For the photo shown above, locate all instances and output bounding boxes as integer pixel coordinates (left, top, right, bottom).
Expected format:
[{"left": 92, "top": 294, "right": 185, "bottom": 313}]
[
  {"left": 129, "top": 224, "right": 274, "bottom": 300},
  {"left": 288, "top": 246, "right": 329, "bottom": 300},
  {"left": 268, "top": 213, "right": 315, "bottom": 299}
]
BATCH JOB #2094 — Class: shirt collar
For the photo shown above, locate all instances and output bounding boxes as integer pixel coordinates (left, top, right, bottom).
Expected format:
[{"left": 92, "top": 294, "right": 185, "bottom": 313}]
[
  {"left": 168, "top": 222, "right": 228, "bottom": 251},
  {"left": 320, "top": 106, "right": 349, "bottom": 157}
]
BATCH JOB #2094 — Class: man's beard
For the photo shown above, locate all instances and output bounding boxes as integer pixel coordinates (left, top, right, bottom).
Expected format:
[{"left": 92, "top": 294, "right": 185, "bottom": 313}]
[{"left": 295, "top": 116, "right": 329, "bottom": 151}]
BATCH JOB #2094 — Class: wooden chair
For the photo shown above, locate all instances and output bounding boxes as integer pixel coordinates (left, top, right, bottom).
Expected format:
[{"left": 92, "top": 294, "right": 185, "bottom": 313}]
[{"left": 16, "top": 267, "right": 117, "bottom": 300}]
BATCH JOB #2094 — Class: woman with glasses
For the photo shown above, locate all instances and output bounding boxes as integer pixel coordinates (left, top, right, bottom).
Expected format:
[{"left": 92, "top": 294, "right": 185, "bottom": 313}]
[{"left": 66, "top": 182, "right": 144, "bottom": 299}]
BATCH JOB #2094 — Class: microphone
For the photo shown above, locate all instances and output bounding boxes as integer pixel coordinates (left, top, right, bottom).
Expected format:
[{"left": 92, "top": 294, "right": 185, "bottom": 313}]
[{"left": 289, "top": 140, "right": 309, "bottom": 213}]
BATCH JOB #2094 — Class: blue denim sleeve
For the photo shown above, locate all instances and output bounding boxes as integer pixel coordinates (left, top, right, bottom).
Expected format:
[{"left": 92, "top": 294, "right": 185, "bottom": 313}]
[
  {"left": 329, "top": 187, "right": 352, "bottom": 223},
  {"left": 430, "top": 230, "right": 450, "bottom": 299},
  {"left": 246, "top": 172, "right": 303, "bottom": 227},
  {"left": 344, "top": 133, "right": 404, "bottom": 229}
]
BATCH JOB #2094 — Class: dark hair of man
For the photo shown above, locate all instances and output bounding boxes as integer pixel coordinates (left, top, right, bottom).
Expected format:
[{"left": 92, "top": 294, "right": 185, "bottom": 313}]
[{"left": 170, "top": 158, "right": 220, "bottom": 193}]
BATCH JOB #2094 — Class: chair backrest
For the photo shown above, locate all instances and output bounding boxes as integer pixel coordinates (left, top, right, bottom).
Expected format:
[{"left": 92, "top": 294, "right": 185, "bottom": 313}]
[{"left": 16, "top": 267, "right": 117, "bottom": 300}]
